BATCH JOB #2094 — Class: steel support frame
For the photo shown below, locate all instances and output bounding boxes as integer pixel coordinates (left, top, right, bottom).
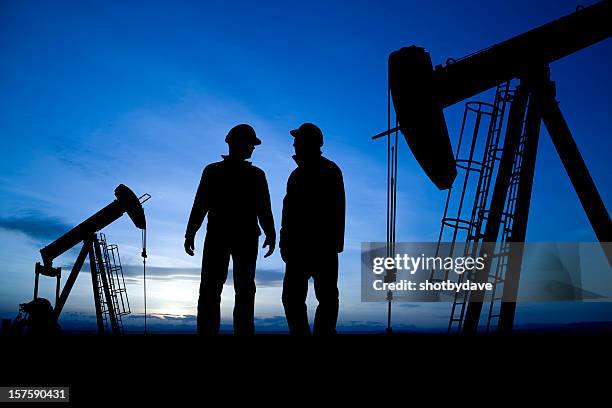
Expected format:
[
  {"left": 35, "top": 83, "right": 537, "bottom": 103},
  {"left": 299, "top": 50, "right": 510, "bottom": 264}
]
[{"left": 462, "top": 67, "right": 611, "bottom": 334}]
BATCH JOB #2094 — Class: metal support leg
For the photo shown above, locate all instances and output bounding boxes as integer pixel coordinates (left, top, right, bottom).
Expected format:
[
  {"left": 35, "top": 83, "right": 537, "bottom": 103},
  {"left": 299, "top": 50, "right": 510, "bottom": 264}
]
[
  {"left": 89, "top": 245, "right": 105, "bottom": 335},
  {"left": 55, "top": 274, "right": 61, "bottom": 306},
  {"left": 540, "top": 92, "right": 612, "bottom": 265},
  {"left": 34, "top": 271, "right": 40, "bottom": 300},
  {"left": 498, "top": 89, "right": 543, "bottom": 334},
  {"left": 462, "top": 84, "right": 529, "bottom": 335},
  {"left": 93, "top": 235, "right": 120, "bottom": 334},
  {"left": 53, "top": 239, "right": 92, "bottom": 319}
]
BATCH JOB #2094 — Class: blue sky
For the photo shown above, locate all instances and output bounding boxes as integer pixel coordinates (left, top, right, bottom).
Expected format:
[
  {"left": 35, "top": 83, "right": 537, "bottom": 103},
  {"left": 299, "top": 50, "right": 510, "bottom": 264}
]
[{"left": 1, "top": 0, "right": 611, "bottom": 333}]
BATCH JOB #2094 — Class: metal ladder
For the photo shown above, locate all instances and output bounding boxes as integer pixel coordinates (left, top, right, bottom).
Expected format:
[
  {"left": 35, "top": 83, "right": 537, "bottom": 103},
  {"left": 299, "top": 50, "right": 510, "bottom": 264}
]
[
  {"left": 93, "top": 257, "right": 110, "bottom": 331},
  {"left": 445, "top": 84, "right": 528, "bottom": 334},
  {"left": 449, "top": 84, "right": 515, "bottom": 333},
  {"left": 428, "top": 82, "right": 515, "bottom": 334},
  {"left": 94, "top": 233, "right": 131, "bottom": 334}
]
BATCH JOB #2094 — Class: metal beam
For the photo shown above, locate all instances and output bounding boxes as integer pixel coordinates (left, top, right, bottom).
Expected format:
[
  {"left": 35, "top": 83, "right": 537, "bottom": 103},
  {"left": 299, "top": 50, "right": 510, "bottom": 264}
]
[
  {"left": 540, "top": 96, "right": 612, "bottom": 249},
  {"left": 435, "top": 1, "right": 612, "bottom": 108},
  {"left": 89, "top": 245, "right": 105, "bottom": 335},
  {"left": 53, "top": 239, "right": 92, "bottom": 319},
  {"left": 93, "top": 235, "right": 120, "bottom": 334},
  {"left": 498, "top": 82, "right": 543, "bottom": 333}
]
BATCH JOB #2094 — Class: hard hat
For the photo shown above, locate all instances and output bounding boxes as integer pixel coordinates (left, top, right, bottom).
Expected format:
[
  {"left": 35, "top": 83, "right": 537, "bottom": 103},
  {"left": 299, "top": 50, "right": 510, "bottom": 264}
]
[
  {"left": 225, "top": 124, "right": 261, "bottom": 146},
  {"left": 290, "top": 123, "right": 324, "bottom": 147}
]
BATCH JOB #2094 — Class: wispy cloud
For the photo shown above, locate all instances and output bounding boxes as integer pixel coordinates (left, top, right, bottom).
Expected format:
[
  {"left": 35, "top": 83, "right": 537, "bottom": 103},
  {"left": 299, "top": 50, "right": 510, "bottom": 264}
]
[
  {"left": 68, "top": 263, "right": 285, "bottom": 287},
  {"left": 0, "top": 211, "right": 71, "bottom": 245}
]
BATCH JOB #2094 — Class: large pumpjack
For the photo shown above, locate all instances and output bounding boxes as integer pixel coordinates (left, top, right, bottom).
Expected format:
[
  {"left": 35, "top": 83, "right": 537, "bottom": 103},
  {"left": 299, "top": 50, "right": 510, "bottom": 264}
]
[{"left": 373, "top": 1, "right": 611, "bottom": 334}]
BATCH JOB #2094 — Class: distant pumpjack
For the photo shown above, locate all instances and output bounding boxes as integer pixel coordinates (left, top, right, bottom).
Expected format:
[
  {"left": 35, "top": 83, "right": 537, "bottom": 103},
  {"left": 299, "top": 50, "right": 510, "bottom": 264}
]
[
  {"left": 373, "top": 0, "right": 611, "bottom": 334},
  {"left": 19, "top": 184, "right": 150, "bottom": 335}
]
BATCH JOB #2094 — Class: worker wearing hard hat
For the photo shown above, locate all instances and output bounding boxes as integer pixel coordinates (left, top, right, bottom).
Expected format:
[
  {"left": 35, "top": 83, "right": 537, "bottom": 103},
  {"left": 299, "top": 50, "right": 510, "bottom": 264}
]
[
  {"left": 185, "top": 124, "right": 275, "bottom": 335},
  {"left": 280, "top": 123, "right": 345, "bottom": 335}
]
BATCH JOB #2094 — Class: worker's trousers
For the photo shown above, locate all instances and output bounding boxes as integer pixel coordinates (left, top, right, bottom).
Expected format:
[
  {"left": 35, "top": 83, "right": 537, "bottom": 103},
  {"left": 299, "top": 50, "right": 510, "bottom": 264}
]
[
  {"left": 197, "top": 233, "right": 258, "bottom": 335},
  {"left": 282, "top": 251, "right": 339, "bottom": 335}
]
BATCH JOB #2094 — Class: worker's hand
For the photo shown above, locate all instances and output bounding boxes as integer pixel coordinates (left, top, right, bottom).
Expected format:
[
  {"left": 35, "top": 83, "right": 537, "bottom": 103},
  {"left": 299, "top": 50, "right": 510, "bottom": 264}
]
[
  {"left": 262, "top": 235, "right": 275, "bottom": 258},
  {"left": 184, "top": 236, "right": 195, "bottom": 256}
]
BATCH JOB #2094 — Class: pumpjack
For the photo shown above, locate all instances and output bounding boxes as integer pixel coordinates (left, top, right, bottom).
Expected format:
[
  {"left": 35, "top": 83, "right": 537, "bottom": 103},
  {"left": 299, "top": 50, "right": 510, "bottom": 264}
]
[
  {"left": 13, "top": 184, "right": 150, "bottom": 335},
  {"left": 374, "top": 1, "right": 611, "bottom": 334}
]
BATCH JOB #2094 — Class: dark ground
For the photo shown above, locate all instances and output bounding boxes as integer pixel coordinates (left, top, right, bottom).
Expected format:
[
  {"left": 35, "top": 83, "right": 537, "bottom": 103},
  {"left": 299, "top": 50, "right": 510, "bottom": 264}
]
[{"left": 1, "top": 332, "right": 610, "bottom": 405}]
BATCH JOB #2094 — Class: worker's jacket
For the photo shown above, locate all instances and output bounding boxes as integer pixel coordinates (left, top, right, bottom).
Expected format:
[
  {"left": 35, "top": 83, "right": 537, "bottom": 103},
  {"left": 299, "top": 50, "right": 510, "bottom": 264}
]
[
  {"left": 186, "top": 156, "right": 275, "bottom": 241},
  {"left": 280, "top": 154, "right": 345, "bottom": 253}
]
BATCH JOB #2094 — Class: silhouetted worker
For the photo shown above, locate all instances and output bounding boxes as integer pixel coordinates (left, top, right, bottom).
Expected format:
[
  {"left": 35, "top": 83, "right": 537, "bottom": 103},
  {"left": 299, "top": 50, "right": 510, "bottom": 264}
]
[
  {"left": 280, "top": 123, "right": 345, "bottom": 335},
  {"left": 185, "top": 124, "right": 275, "bottom": 335}
]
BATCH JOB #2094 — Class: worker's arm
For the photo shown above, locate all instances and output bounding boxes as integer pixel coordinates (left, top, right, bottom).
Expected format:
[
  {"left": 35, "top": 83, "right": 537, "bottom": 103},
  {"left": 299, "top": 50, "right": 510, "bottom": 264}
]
[
  {"left": 184, "top": 166, "right": 211, "bottom": 256},
  {"left": 279, "top": 171, "right": 296, "bottom": 262},
  {"left": 258, "top": 171, "right": 276, "bottom": 258},
  {"left": 333, "top": 166, "right": 346, "bottom": 253}
]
